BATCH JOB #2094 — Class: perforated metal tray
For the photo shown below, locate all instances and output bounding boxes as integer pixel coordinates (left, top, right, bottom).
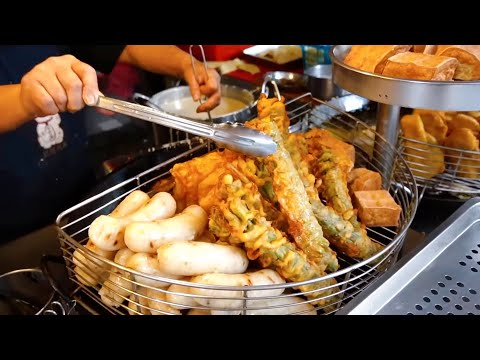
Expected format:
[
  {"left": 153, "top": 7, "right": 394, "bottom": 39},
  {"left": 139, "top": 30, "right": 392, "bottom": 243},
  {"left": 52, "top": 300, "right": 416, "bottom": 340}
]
[{"left": 337, "top": 197, "right": 480, "bottom": 315}]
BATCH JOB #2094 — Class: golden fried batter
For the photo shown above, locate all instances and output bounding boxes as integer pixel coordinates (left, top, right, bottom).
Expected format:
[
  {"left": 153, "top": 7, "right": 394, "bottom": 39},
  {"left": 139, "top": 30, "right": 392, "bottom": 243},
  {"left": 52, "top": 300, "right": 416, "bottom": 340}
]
[
  {"left": 209, "top": 174, "right": 339, "bottom": 307},
  {"left": 307, "top": 147, "right": 383, "bottom": 258},
  {"left": 257, "top": 94, "right": 279, "bottom": 119},
  {"left": 466, "top": 111, "right": 480, "bottom": 122},
  {"left": 444, "top": 128, "right": 479, "bottom": 152},
  {"left": 415, "top": 110, "right": 448, "bottom": 144},
  {"left": 150, "top": 176, "right": 176, "bottom": 194},
  {"left": 257, "top": 93, "right": 290, "bottom": 138},
  {"left": 304, "top": 128, "right": 355, "bottom": 169},
  {"left": 448, "top": 113, "right": 480, "bottom": 135},
  {"left": 246, "top": 116, "right": 339, "bottom": 273},
  {"left": 404, "top": 133, "right": 445, "bottom": 179},
  {"left": 401, "top": 114, "right": 427, "bottom": 141},
  {"left": 170, "top": 150, "right": 239, "bottom": 211},
  {"left": 288, "top": 123, "right": 382, "bottom": 259},
  {"left": 454, "top": 155, "right": 480, "bottom": 179},
  {"left": 444, "top": 128, "right": 480, "bottom": 179},
  {"left": 401, "top": 114, "right": 445, "bottom": 179}
]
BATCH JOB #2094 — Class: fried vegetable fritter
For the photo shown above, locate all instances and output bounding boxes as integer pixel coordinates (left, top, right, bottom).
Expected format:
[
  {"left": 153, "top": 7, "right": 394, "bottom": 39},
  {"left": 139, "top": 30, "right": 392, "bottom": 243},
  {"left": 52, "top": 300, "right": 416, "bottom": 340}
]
[
  {"left": 209, "top": 174, "right": 339, "bottom": 307},
  {"left": 246, "top": 115, "right": 339, "bottom": 272}
]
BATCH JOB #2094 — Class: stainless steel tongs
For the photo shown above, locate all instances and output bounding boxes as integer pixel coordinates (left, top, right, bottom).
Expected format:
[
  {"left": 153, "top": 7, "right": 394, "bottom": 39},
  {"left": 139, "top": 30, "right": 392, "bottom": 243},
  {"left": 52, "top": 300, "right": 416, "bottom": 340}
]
[{"left": 94, "top": 96, "right": 277, "bottom": 157}]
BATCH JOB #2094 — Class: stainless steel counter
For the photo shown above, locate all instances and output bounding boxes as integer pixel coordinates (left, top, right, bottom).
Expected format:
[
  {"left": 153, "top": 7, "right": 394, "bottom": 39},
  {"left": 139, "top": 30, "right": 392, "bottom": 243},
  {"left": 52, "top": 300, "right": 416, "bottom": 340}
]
[{"left": 338, "top": 197, "right": 480, "bottom": 315}]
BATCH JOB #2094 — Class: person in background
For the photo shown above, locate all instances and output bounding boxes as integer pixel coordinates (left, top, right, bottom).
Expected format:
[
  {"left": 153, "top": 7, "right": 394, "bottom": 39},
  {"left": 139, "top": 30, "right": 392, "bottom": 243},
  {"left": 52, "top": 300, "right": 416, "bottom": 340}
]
[{"left": 0, "top": 45, "right": 221, "bottom": 242}]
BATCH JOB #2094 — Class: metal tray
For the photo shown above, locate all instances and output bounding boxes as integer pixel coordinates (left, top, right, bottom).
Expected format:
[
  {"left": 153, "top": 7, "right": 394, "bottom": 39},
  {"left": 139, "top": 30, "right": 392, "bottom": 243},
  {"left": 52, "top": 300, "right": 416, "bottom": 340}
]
[
  {"left": 337, "top": 196, "right": 480, "bottom": 315},
  {"left": 243, "top": 45, "right": 302, "bottom": 65},
  {"left": 331, "top": 45, "right": 480, "bottom": 111}
]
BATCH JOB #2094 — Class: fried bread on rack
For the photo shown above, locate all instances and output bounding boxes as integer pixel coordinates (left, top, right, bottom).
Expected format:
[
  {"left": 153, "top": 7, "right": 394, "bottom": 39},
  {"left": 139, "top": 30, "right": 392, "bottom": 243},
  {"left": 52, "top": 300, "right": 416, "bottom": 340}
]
[
  {"left": 400, "top": 113, "right": 446, "bottom": 178},
  {"left": 401, "top": 109, "right": 480, "bottom": 180}
]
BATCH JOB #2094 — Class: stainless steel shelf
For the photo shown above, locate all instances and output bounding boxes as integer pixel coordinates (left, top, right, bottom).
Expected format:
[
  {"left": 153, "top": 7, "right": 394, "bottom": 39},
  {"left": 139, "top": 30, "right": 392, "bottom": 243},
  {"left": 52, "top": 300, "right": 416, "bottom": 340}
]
[
  {"left": 331, "top": 45, "right": 480, "bottom": 112},
  {"left": 331, "top": 45, "right": 480, "bottom": 185}
]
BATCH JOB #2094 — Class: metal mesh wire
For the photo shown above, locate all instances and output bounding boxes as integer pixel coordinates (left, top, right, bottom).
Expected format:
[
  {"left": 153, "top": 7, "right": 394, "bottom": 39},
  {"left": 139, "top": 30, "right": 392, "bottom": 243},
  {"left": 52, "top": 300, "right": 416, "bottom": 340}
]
[
  {"left": 398, "top": 134, "right": 480, "bottom": 195},
  {"left": 57, "top": 93, "right": 418, "bottom": 315}
]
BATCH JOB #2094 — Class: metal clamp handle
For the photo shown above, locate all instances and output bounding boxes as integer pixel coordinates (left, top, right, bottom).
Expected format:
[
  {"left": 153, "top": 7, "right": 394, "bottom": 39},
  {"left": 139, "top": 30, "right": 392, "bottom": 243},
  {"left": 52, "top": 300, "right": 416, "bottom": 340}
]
[
  {"left": 189, "top": 45, "right": 213, "bottom": 123},
  {"left": 132, "top": 92, "right": 164, "bottom": 111},
  {"left": 43, "top": 300, "right": 67, "bottom": 316},
  {"left": 132, "top": 92, "right": 151, "bottom": 105},
  {"left": 40, "top": 254, "right": 76, "bottom": 314},
  {"left": 261, "top": 80, "right": 282, "bottom": 100}
]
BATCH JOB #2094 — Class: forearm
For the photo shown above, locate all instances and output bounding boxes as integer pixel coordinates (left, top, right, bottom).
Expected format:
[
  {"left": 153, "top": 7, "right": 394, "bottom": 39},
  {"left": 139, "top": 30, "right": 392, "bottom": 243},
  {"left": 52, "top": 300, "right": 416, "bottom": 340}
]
[
  {"left": 118, "top": 45, "right": 191, "bottom": 78},
  {"left": 0, "top": 84, "right": 33, "bottom": 133}
]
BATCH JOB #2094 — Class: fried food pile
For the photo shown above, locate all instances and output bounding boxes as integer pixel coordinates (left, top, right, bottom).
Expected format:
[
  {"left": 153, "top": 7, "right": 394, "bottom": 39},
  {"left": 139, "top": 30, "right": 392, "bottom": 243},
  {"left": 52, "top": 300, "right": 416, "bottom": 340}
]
[
  {"left": 166, "top": 94, "right": 400, "bottom": 307},
  {"left": 400, "top": 110, "right": 480, "bottom": 179},
  {"left": 344, "top": 45, "right": 480, "bottom": 81},
  {"left": 77, "top": 94, "right": 401, "bottom": 315}
]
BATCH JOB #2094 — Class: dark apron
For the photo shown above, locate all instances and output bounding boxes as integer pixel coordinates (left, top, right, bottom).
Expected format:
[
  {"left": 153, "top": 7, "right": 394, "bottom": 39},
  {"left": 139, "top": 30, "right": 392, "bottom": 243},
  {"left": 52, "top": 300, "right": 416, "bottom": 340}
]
[{"left": 0, "top": 45, "right": 96, "bottom": 242}]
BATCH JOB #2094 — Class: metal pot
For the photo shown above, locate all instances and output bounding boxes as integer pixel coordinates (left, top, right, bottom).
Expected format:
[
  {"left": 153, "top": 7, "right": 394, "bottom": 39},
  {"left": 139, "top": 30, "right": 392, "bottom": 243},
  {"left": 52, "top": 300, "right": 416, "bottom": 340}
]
[
  {"left": 0, "top": 268, "right": 56, "bottom": 315},
  {"left": 264, "top": 65, "right": 349, "bottom": 101},
  {"left": 263, "top": 71, "right": 308, "bottom": 91},
  {"left": 304, "top": 64, "right": 350, "bottom": 100},
  {"left": 134, "top": 84, "right": 256, "bottom": 124}
]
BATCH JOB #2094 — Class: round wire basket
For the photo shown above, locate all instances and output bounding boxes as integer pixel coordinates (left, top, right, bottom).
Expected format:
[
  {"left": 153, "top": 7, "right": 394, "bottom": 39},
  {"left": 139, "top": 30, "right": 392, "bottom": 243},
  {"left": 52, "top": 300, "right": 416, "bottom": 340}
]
[
  {"left": 56, "top": 92, "right": 418, "bottom": 315},
  {"left": 399, "top": 134, "right": 480, "bottom": 196}
]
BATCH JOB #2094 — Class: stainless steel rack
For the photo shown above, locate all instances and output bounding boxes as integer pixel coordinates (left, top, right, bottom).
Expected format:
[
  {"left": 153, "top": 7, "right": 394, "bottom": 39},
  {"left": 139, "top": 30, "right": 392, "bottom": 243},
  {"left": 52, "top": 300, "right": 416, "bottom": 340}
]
[
  {"left": 56, "top": 92, "right": 418, "bottom": 315},
  {"left": 331, "top": 45, "right": 480, "bottom": 196}
]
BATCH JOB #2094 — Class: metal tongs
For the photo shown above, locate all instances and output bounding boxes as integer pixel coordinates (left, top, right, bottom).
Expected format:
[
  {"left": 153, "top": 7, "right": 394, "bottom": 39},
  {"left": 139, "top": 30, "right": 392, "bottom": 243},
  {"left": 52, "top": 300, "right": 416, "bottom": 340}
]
[
  {"left": 94, "top": 96, "right": 277, "bottom": 157},
  {"left": 189, "top": 45, "right": 213, "bottom": 124}
]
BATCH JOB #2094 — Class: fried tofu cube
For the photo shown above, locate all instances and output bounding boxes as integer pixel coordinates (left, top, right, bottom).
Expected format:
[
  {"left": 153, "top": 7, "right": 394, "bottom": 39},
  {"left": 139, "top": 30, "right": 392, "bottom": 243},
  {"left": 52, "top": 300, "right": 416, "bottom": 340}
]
[
  {"left": 353, "top": 190, "right": 402, "bottom": 227},
  {"left": 347, "top": 168, "right": 382, "bottom": 193}
]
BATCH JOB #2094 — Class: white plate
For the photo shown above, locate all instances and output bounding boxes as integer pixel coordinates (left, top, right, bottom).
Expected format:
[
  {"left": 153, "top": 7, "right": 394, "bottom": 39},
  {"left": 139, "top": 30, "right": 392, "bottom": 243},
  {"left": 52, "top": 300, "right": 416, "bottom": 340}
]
[{"left": 243, "top": 45, "right": 302, "bottom": 65}]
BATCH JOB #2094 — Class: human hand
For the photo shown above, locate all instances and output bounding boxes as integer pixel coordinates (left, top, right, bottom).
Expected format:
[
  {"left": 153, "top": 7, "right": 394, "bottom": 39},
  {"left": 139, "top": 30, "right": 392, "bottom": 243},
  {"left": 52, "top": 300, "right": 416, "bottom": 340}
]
[
  {"left": 182, "top": 60, "right": 221, "bottom": 113},
  {"left": 19, "top": 54, "right": 101, "bottom": 118}
]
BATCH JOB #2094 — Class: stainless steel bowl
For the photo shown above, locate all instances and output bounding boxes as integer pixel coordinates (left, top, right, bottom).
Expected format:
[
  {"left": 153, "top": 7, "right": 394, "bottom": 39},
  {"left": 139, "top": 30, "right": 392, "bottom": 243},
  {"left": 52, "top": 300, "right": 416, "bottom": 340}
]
[
  {"left": 304, "top": 64, "right": 350, "bottom": 100},
  {"left": 144, "top": 84, "right": 255, "bottom": 124}
]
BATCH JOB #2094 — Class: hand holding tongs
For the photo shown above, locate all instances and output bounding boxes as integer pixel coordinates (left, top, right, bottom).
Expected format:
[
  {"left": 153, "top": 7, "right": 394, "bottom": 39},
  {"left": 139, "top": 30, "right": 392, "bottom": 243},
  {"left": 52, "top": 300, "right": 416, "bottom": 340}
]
[{"left": 93, "top": 96, "right": 277, "bottom": 157}]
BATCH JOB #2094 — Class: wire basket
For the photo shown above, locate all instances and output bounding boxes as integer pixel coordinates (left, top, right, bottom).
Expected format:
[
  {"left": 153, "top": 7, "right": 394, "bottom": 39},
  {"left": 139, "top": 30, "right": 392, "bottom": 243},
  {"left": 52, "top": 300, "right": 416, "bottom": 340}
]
[
  {"left": 56, "top": 92, "right": 418, "bottom": 315},
  {"left": 398, "top": 135, "right": 480, "bottom": 196}
]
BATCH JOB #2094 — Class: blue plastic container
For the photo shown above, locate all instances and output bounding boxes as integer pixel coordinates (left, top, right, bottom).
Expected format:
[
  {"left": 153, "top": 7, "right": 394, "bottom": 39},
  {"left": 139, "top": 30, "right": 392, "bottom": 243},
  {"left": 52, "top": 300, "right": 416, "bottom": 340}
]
[{"left": 301, "top": 45, "right": 333, "bottom": 69}]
